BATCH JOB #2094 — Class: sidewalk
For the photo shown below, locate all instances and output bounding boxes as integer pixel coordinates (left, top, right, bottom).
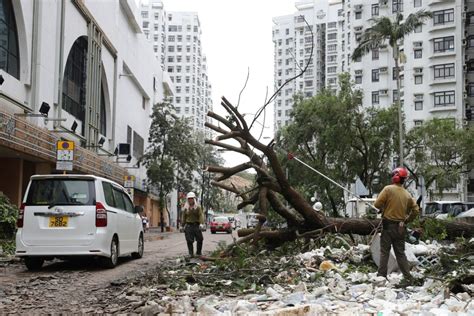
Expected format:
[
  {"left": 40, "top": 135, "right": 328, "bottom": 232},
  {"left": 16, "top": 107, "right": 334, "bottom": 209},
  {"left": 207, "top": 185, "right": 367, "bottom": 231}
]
[{"left": 143, "top": 227, "right": 177, "bottom": 242}]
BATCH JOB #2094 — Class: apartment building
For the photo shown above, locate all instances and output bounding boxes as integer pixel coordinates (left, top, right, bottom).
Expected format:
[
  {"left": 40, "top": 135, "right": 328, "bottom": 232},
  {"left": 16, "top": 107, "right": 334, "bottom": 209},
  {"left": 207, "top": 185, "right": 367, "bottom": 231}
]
[
  {"left": 141, "top": 2, "right": 213, "bottom": 133},
  {"left": 272, "top": 0, "right": 343, "bottom": 131},
  {"left": 274, "top": 0, "right": 473, "bottom": 201},
  {"left": 0, "top": 0, "right": 173, "bottom": 227}
]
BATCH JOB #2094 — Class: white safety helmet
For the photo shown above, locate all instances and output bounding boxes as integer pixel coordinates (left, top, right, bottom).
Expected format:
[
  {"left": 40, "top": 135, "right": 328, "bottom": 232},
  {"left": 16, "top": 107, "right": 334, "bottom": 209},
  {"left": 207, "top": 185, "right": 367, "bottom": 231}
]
[
  {"left": 186, "top": 192, "right": 196, "bottom": 199},
  {"left": 313, "top": 202, "right": 323, "bottom": 211}
]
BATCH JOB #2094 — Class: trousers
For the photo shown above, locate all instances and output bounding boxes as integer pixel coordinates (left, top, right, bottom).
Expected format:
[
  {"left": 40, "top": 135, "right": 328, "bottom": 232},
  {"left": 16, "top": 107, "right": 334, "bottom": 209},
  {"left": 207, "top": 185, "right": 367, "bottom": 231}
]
[
  {"left": 378, "top": 219, "right": 412, "bottom": 279},
  {"left": 184, "top": 223, "right": 203, "bottom": 255}
]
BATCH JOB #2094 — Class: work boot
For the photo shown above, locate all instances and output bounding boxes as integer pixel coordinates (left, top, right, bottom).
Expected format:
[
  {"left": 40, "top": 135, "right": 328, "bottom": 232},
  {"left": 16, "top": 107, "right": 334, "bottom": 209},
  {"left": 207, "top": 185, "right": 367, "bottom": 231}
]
[{"left": 196, "top": 241, "right": 203, "bottom": 256}]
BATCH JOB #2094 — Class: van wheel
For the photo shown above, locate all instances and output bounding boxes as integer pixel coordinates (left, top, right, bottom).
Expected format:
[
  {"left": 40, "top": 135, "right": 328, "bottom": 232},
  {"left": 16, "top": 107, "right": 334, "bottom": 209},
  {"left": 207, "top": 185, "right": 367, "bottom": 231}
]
[
  {"left": 132, "top": 234, "right": 144, "bottom": 259},
  {"left": 102, "top": 237, "right": 119, "bottom": 268},
  {"left": 24, "top": 257, "right": 44, "bottom": 271}
]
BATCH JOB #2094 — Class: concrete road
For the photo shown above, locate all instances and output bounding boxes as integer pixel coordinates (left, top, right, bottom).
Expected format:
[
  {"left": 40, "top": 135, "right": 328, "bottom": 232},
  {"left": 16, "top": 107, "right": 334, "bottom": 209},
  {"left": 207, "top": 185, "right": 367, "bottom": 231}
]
[{"left": 0, "top": 230, "right": 235, "bottom": 313}]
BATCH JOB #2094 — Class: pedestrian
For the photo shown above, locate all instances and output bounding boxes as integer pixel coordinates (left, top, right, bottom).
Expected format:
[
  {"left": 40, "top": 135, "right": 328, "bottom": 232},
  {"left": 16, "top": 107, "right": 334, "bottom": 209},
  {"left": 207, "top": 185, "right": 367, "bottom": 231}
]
[
  {"left": 374, "top": 167, "right": 419, "bottom": 285},
  {"left": 181, "top": 191, "right": 204, "bottom": 258},
  {"left": 141, "top": 214, "right": 149, "bottom": 233}
]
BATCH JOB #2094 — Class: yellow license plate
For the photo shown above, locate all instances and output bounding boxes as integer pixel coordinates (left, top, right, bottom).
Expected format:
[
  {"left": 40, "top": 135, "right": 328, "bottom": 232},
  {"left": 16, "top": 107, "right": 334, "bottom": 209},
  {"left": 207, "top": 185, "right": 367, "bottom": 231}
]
[{"left": 49, "top": 216, "right": 68, "bottom": 227}]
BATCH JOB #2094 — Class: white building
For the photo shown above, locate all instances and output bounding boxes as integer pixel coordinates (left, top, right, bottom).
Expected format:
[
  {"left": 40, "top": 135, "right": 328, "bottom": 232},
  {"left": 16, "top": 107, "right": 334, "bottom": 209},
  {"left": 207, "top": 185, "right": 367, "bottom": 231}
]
[
  {"left": 0, "top": 0, "right": 174, "bottom": 227},
  {"left": 272, "top": 0, "right": 343, "bottom": 131},
  {"left": 273, "top": 0, "right": 473, "bottom": 201},
  {"left": 140, "top": 2, "right": 213, "bottom": 133}
]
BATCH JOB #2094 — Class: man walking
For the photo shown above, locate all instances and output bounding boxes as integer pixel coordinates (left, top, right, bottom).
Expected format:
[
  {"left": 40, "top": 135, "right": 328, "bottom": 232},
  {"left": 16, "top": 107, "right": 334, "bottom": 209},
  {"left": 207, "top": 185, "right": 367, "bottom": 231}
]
[
  {"left": 374, "top": 167, "right": 419, "bottom": 283},
  {"left": 181, "top": 192, "right": 204, "bottom": 257}
]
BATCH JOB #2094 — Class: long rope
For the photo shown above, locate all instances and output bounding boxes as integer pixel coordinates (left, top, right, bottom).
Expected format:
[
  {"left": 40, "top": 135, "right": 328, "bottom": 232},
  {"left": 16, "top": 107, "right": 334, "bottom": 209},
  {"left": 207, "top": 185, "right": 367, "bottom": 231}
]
[{"left": 288, "top": 154, "right": 380, "bottom": 213}]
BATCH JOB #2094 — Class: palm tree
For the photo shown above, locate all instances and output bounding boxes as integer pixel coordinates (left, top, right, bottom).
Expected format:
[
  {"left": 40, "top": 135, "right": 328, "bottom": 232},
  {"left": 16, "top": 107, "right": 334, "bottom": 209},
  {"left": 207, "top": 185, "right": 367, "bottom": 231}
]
[{"left": 352, "top": 10, "right": 432, "bottom": 167}]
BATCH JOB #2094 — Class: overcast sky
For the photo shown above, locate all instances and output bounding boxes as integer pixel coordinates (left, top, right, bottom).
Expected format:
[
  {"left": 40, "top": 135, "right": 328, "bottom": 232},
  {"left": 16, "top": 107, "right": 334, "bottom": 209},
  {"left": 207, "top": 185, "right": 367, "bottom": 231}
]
[{"left": 141, "top": 0, "right": 297, "bottom": 166}]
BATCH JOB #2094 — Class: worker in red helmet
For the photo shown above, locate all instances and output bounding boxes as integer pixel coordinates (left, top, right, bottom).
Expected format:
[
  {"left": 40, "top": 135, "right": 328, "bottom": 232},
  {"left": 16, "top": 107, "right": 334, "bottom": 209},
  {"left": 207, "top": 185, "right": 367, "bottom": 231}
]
[{"left": 374, "top": 167, "right": 420, "bottom": 285}]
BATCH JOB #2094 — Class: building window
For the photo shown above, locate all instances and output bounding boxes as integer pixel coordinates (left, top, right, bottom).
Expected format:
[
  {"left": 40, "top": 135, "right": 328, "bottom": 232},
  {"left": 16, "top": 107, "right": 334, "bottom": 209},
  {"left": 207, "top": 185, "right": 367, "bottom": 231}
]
[
  {"left": 62, "top": 36, "right": 88, "bottom": 133},
  {"left": 469, "top": 36, "right": 474, "bottom": 48},
  {"left": 0, "top": 0, "right": 20, "bottom": 79},
  {"left": 355, "top": 11, "right": 362, "bottom": 19},
  {"left": 415, "top": 100, "right": 423, "bottom": 110},
  {"left": 327, "top": 33, "right": 337, "bottom": 40},
  {"left": 372, "top": 49, "right": 379, "bottom": 60},
  {"left": 433, "top": 9, "right": 454, "bottom": 25},
  {"left": 392, "top": 0, "right": 403, "bottom": 13},
  {"left": 433, "top": 63, "right": 454, "bottom": 79},
  {"left": 393, "top": 90, "right": 399, "bottom": 102},
  {"left": 355, "top": 75, "right": 362, "bottom": 84},
  {"left": 133, "top": 131, "right": 144, "bottom": 159},
  {"left": 414, "top": 49, "right": 422, "bottom": 59},
  {"left": 372, "top": 91, "right": 380, "bottom": 105},
  {"left": 372, "top": 69, "right": 380, "bottom": 82},
  {"left": 414, "top": 25, "right": 422, "bottom": 33},
  {"left": 141, "top": 11, "right": 148, "bottom": 18},
  {"left": 372, "top": 4, "right": 379, "bottom": 16},
  {"left": 468, "top": 84, "right": 474, "bottom": 96},
  {"left": 414, "top": 120, "right": 423, "bottom": 126},
  {"left": 393, "top": 67, "right": 399, "bottom": 80},
  {"left": 415, "top": 75, "right": 423, "bottom": 84},
  {"left": 414, "top": 0, "right": 422, "bottom": 7},
  {"left": 434, "top": 91, "right": 455, "bottom": 107},
  {"left": 433, "top": 36, "right": 454, "bottom": 53}
]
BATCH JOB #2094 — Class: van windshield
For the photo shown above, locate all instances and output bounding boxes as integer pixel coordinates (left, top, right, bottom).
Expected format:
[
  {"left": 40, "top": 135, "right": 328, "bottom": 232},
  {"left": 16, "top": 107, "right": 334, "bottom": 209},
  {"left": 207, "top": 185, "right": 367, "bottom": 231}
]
[{"left": 26, "top": 179, "right": 95, "bottom": 206}]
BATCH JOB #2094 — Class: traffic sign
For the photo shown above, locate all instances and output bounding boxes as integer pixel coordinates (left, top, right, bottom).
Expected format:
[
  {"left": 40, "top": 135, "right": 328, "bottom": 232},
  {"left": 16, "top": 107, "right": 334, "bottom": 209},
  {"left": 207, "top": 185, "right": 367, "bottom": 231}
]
[
  {"left": 123, "top": 175, "right": 135, "bottom": 188},
  {"left": 56, "top": 161, "right": 73, "bottom": 171},
  {"left": 57, "top": 141, "right": 75, "bottom": 161}
]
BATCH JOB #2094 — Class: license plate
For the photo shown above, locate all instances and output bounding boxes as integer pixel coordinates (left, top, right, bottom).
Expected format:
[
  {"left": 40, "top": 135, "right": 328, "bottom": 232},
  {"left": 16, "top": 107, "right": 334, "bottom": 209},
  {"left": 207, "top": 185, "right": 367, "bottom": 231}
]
[{"left": 49, "top": 216, "right": 68, "bottom": 227}]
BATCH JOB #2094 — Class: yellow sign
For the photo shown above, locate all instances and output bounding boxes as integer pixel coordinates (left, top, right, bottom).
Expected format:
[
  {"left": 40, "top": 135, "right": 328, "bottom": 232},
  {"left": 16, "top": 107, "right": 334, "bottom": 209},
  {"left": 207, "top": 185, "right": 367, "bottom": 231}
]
[
  {"left": 124, "top": 175, "right": 136, "bottom": 188},
  {"left": 56, "top": 141, "right": 75, "bottom": 161}
]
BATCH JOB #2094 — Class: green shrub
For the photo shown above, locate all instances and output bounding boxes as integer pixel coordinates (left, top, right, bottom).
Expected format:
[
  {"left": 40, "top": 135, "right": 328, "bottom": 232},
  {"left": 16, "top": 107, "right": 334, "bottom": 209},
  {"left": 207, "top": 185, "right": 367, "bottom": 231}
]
[{"left": 0, "top": 192, "right": 18, "bottom": 255}]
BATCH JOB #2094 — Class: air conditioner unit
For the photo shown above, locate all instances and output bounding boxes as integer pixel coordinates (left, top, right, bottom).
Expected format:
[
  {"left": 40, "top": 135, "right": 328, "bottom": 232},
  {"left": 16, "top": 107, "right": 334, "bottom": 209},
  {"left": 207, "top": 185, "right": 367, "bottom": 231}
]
[
  {"left": 413, "top": 41, "right": 423, "bottom": 48},
  {"left": 379, "top": 0, "right": 388, "bottom": 7},
  {"left": 414, "top": 67, "right": 423, "bottom": 74},
  {"left": 379, "top": 44, "right": 388, "bottom": 50},
  {"left": 414, "top": 94, "right": 424, "bottom": 101},
  {"left": 380, "top": 89, "right": 388, "bottom": 96},
  {"left": 354, "top": 4, "right": 363, "bottom": 11},
  {"left": 464, "top": 93, "right": 468, "bottom": 99},
  {"left": 463, "top": 39, "right": 467, "bottom": 46},
  {"left": 462, "top": 12, "right": 467, "bottom": 20},
  {"left": 379, "top": 67, "right": 388, "bottom": 73},
  {"left": 354, "top": 26, "right": 363, "bottom": 32},
  {"left": 355, "top": 69, "right": 363, "bottom": 75}
]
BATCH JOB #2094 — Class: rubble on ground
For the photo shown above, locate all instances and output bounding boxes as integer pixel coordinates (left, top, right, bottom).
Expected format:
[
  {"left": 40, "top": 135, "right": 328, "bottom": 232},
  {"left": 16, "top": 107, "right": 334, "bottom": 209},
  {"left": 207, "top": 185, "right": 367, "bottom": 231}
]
[{"left": 100, "top": 236, "right": 473, "bottom": 315}]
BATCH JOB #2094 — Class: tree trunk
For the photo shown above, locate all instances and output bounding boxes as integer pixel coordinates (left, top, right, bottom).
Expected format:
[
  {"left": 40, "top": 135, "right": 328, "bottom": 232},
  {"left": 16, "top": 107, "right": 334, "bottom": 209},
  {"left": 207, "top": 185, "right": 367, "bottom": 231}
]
[{"left": 394, "top": 54, "right": 404, "bottom": 166}]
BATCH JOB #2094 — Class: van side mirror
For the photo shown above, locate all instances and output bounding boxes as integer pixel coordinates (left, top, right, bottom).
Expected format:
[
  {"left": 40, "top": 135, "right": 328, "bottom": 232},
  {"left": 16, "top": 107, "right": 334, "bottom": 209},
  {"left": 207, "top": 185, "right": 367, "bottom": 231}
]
[{"left": 134, "top": 205, "right": 144, "bottom": 214}]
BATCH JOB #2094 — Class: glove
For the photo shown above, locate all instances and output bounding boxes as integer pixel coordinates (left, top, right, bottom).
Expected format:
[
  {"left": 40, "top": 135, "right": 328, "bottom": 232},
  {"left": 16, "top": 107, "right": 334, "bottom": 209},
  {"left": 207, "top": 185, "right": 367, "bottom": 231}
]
[
  {"left": 398, "top": 221, "right": 405, "bottom": 234},
  {"left": 199, "top": 224, "right": 204, "bottom": 230}
]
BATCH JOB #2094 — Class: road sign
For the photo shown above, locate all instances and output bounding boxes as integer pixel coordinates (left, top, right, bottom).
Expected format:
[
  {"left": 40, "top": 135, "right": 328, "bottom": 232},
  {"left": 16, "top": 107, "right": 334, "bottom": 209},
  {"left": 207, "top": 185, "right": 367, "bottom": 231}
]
[
  {"left": 125, "top": 187, "right": 134, "bottom": 199},
  {"left": 57, "top": 141, "right": 74, "bottom": 161},
  {"left": 56, "top": 161, "right": 73, "bottom": 171},
  {"left": 123, "top": 175, "right": 135, "bottom": 188}
]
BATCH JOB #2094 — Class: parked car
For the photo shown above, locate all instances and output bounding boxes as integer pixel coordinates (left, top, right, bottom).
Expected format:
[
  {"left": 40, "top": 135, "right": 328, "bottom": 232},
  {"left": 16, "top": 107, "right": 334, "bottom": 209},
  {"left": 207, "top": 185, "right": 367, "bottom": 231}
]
[
  {"left": 16, "top": 174, "right": 144, "bottom": 271},
  {"left": 210, "top": 216, "right": 232, "bottom": 234},
  {"left": 423, "top": 201, "right": 474, "bottom": 219}
]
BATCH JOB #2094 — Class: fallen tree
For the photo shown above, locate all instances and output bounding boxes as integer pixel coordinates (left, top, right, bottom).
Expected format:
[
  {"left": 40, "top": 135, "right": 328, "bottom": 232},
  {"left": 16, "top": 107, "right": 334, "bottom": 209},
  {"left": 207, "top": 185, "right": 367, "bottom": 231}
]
[
  {"left": 203, "top": 16, "right": 474, "bottom": 244},
  {"left": 204, "top": 97, "right": 474, "bottom": 243}
]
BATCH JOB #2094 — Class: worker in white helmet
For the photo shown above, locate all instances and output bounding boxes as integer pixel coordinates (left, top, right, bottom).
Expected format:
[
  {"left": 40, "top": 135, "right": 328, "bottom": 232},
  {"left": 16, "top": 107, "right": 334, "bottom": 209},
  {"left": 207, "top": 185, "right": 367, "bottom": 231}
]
[{"left": 181, "top": 191, "right": 204, "bottom": 257}]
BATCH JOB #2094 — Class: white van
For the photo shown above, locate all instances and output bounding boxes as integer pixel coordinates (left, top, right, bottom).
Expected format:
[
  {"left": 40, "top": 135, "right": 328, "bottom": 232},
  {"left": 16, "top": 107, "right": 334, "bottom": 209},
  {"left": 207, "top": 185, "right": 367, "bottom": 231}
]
[{"left": 16, "top": 174, "right": 144, "bottom": 270}]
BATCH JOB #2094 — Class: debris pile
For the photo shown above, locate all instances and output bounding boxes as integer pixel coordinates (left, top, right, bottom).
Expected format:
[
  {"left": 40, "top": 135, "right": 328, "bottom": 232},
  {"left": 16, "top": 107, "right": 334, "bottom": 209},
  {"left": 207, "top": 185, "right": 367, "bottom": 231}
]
[{"left": 101, "top": 236, "right": 473, "bottom": 314}]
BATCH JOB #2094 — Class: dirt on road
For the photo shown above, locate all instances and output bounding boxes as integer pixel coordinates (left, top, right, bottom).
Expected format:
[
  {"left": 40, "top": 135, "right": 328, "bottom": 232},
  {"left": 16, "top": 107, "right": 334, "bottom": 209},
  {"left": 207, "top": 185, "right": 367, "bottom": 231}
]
[{"left": 0, "top": 230, "right": 235, "bottom": 314}]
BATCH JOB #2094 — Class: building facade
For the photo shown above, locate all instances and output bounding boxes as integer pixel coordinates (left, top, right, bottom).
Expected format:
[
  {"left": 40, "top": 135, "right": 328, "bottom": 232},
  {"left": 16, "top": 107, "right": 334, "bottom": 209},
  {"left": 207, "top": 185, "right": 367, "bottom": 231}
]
[
  {"left": 140, "top": 2, "right": 213, "bottom": 133},
  {"left": 272, "top": 0, "right": 343, "bottom": 131},
  {"left": 0, "top": 0, "right": 174, "bottom": 226},
  {"left": 273, "top": 0, "right": 474, "bottom": 201}
]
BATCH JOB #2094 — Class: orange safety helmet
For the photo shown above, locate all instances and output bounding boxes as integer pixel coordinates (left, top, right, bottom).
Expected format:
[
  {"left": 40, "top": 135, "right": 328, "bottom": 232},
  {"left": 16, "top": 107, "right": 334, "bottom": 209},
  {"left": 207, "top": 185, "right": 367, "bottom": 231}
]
[{"left": 391, "top": 167, "right": 408, "bottom": 184}]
